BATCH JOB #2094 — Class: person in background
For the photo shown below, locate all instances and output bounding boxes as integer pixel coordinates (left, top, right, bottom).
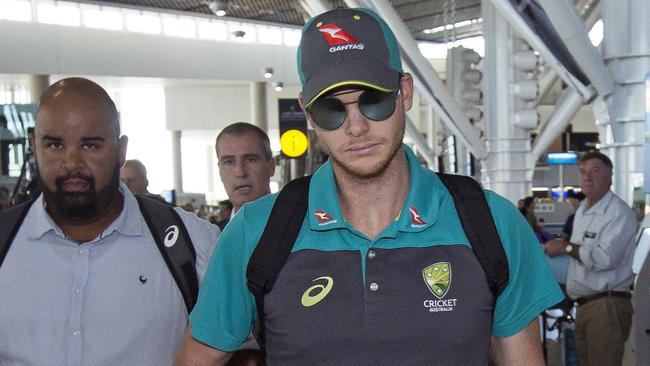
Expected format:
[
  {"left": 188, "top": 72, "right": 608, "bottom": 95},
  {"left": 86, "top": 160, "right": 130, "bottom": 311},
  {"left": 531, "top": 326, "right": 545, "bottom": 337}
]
[
  {"left": 520, "top": 196, "right": 553, "bottom": 243},
  {"left": 214, "top": 122, "right": 275, "bottom": 215},
  {"left": 0, "top": 77, "right": 220, "bottom": 365},
  {"left": 120, "top": 159, "right": 150, "bottom": 195},
  {"left": 561, "top": 190, "right": 585, "bottom": 240},
  {"left": 545, "top": 151, "right": 637, "bottom": 366},
  {"left": 520, "top": 196, "right": 541, "bottom": 232},
  {"left": 174, "top": 7, "right": 562, "bottom": 366},
  {"left": 214, "top": 199, "right": 233, "bottom": 230},
  {"left": 182, "top": 202, "right": 196, "bottom": 213},
  {"left": 0, "top": 185, "right": 10, "bottom": 212},
  {"left": 211, "top": 122, "right": 276, "bottom": 365}
]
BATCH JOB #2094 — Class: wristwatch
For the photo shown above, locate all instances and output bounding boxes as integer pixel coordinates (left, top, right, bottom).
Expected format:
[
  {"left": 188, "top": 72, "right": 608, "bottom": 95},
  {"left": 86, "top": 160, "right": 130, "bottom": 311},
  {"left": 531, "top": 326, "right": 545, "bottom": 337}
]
[{"left": 565, "top": 244, "right": 573, "bottom": 254}]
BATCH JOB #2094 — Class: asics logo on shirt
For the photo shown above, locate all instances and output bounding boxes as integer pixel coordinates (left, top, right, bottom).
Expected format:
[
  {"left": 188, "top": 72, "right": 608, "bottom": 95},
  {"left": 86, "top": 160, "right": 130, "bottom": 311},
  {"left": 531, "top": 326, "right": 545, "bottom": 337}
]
[
  {"left": 301, "top": 276, "right": 334, "bottom": 307},
  {"left": 164, "top": 225, "right": 179, "bottom": 247}
]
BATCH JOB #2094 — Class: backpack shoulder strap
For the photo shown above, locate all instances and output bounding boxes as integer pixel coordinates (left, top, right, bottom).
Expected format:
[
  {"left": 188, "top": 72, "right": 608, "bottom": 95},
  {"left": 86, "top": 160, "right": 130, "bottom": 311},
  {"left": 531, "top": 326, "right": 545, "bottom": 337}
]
[
  {"left": 436, "top": 173, "right": 509, "bottom": 298},
  {"left": 0, "top": 199, "right": 35, "bottom": 269},
  {"left": 135, "top": 194, "right": 198, "bottom": 313},
  {"left": 246, "top": 175, "right": 311, "bottom": 351}
]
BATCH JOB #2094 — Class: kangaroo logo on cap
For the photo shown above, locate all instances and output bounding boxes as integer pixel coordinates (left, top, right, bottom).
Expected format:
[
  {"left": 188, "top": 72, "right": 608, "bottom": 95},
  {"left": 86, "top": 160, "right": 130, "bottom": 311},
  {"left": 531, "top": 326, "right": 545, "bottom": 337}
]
[{"left": 318, "top": 24, "right": 357, "bottom": 45}]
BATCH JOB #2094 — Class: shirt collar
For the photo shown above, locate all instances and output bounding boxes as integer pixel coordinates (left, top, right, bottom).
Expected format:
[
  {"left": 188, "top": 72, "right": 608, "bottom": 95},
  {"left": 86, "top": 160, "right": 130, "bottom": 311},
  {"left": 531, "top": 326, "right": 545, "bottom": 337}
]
[
  {"left": 581, "top": 190, "right": 614, "bottom": 215},
  {"left": 307, "top": 145, "right": 440, "bottom": 234},
  {"left": 27, "top": 182, "right": 144, "bottom": 240}
]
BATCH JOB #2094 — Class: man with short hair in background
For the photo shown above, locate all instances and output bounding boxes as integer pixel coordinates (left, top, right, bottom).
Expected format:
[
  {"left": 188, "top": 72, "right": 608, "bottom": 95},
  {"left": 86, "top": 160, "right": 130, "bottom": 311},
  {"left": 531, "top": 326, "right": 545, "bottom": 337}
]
[
  {"left": 545, "top": 151, "right": 637, "bottom": 366},
  {"left": 215, "top": 122, "right": 275, "bottom": 214},
  {"left": 0, "top": 77, "right": 220, "bottom": 365},
  {"left": 120, "top": 159, "right": 149, "bottom": 195}
]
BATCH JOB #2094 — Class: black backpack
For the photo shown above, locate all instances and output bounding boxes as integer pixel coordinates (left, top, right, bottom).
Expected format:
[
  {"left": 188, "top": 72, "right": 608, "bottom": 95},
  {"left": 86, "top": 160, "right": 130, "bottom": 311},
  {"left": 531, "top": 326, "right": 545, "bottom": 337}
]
[
  {"left": 0, "top": 195, "right": 199, "bottom": 313},
  {"left": 246, "top": 174, "right": 509, "bottom": 352}
]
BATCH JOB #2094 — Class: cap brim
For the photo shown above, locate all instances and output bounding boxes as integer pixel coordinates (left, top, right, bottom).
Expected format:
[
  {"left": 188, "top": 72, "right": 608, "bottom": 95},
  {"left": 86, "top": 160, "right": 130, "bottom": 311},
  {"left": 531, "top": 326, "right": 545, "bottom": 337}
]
[{"left": 302, "top": 62, "right": 400, "bottom": 108}]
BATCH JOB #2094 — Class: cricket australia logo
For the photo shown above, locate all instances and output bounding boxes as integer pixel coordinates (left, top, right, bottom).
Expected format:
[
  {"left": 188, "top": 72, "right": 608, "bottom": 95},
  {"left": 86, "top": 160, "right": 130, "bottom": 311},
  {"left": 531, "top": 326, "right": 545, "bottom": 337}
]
[{"left": 422, "top": 262, "right": 458, "bottom": 312}]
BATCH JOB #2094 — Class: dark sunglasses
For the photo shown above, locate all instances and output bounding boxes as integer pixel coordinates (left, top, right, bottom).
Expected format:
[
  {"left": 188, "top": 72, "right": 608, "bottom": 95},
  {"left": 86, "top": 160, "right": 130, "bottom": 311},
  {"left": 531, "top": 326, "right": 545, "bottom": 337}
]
[{"left": 307, "top": 89, "right": 400, "bottom": 131}]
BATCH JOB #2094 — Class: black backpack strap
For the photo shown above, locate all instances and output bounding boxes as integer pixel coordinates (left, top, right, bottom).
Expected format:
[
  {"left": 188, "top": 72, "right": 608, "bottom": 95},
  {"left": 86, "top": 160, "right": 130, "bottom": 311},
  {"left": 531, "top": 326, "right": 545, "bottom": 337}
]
[
  {"left": 135, "top": 194, "right": 199, "bottom": 313},
  {"left": 437, "top": 173, "right": 509, "bottom": 299},
  {"left": 246, "top": 175, "right": 311, "bottom": 351},
  {"left": 0, "top": 199, "right": 35, "bottom": 268}
]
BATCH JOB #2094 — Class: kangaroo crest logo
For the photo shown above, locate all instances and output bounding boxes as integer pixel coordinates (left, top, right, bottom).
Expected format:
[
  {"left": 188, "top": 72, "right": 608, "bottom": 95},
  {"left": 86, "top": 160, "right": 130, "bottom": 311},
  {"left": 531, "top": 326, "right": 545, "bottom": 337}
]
[
  {"left": 422, "top": 262, "right": 451, "bottom": 299},
  {"left": 318, "top": 24, "right": 357, "bottom": 45}
]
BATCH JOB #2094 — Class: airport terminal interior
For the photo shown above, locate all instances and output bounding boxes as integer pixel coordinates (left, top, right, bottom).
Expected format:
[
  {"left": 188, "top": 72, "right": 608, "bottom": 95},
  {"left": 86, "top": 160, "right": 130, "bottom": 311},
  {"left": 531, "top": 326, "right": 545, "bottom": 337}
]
[{"left": 1, "top": 0, "right": 649, "bottom": 365}]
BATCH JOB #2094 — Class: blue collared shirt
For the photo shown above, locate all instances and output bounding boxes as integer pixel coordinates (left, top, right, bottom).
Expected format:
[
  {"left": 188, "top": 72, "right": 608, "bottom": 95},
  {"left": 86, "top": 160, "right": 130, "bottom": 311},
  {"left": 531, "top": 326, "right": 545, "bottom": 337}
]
[{"left": 0, "top": 183, "right": 220, "bottom": 366}]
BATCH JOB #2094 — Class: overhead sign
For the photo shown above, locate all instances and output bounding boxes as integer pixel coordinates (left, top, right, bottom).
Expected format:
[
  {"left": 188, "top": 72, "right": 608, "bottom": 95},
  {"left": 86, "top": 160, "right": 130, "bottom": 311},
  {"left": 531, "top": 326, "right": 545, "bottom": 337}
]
[
  {"left": 278, "top": 99, "right": 308, "bottom": 158},
  {"left": 546, "top": 151, "right": 578, "bottom": 165}
]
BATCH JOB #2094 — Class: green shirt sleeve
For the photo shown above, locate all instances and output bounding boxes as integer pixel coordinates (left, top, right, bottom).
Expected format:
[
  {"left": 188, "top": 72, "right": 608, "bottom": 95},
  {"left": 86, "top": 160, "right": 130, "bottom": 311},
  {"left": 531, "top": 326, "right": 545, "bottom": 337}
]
[
  {"left": 188, "top": 199, "right": 272, "bottom": 351},
  {"left": 486, "top": 191, "right": 565, "bottom": 337}
]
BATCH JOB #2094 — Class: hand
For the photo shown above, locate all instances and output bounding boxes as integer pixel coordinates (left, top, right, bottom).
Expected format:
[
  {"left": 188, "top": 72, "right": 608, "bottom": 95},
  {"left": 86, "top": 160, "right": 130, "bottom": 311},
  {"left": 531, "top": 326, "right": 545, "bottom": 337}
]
[{"left": 544, "top": 239, "right": 569, "bottom": 257}]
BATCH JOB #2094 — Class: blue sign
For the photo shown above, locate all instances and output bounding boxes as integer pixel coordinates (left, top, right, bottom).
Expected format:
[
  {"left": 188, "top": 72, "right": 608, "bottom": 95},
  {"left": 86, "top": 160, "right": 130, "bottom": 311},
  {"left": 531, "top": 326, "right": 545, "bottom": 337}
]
[{"left": 546, "top": 151, "right": 578, "bottom": 165}]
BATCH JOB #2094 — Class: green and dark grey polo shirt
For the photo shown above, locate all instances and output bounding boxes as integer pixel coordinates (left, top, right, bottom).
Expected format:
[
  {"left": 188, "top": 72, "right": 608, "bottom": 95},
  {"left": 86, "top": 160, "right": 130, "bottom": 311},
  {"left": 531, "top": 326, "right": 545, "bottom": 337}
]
[{"left": 190, "top": 145, "right": 563, "bottom": 365}]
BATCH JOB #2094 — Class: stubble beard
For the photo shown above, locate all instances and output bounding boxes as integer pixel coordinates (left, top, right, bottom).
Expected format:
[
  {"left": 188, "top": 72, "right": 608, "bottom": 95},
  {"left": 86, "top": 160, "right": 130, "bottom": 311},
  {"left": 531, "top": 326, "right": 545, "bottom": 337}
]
[{"left": 330, "top": 135, "right": 404, "bottom": 182}]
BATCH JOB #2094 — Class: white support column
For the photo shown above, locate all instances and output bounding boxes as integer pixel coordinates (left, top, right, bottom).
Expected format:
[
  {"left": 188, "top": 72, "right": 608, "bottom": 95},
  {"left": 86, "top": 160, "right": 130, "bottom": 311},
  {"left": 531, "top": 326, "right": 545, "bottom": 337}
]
[
  {"left": 482, "top": 0, "right": 534, "bottom": 203},
  {"left": 28, "top": 75, "right": 49, "bottom": 102},
  {"left": 602, "top": 0, "right": 649, "bottom": 205},
  {"left": 171, "top": 130, "right": 183, "bottom": 193},
  {"left": 250, "top": 81, "right": 267, "bottom": 131},
  {"left": 531, "top": 87, "right": 584, "bottom": 162}
]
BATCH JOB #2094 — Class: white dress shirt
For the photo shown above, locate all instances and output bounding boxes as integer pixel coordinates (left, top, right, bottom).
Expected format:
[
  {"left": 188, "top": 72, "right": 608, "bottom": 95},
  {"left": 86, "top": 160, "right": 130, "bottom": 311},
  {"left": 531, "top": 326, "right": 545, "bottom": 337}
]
[{"left": 566, "top": 190, "right": 638, "bottom": 299}]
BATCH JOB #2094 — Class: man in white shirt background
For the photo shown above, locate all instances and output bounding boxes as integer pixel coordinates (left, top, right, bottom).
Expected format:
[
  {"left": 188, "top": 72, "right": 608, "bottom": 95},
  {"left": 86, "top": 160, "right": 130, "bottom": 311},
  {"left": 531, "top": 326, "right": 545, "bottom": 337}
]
[{"left": 545, "top": 151, "right": 637, "bottom": 366}]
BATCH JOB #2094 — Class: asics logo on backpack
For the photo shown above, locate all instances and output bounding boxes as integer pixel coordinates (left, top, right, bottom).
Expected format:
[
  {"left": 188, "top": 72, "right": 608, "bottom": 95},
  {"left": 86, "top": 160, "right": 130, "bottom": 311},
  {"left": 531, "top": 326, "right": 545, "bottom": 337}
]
[{"left": 164, "top": 225, "right": 179, "bottom": 247}]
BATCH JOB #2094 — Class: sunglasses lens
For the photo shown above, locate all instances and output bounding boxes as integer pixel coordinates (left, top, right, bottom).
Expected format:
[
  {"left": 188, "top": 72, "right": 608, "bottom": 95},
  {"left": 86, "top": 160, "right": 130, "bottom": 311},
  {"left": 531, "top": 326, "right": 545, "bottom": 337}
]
[
  {"left": 309, "top": 98, "right": 346, "bottom": 130},
  {"left": 358, "top": 90, "right": 397, "bottom": 121}
]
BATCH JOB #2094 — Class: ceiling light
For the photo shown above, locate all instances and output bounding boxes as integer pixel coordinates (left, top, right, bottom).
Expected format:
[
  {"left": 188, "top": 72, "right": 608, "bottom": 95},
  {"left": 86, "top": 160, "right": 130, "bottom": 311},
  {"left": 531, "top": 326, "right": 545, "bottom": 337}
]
[
  {"left": 263, "top": 67, "right": 273, "bottom": 79},
  {"left": 273, "top": 82, "right": 283, "bottom": 92},
  {"left": 208, "top": 1, "right": 227, "bottom": 17}
]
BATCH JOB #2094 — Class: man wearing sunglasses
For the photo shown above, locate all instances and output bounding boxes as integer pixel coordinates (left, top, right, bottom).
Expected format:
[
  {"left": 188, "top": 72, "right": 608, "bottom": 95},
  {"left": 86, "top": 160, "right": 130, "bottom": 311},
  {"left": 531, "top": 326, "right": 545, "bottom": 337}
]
[{"left": 175, "top": 7, "right": 562, "bottom": 366}]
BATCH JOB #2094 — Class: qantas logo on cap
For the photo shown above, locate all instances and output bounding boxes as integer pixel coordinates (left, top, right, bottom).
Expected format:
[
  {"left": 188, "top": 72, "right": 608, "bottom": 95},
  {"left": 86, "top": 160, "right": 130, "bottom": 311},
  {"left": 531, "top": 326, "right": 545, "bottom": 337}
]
[
  {"left": 314, "top": 210, "right": 338, "bottom": 226},
  {"left": 319, "top": 24, "right": 357, "bottom": 45},
  {"left": 409, "top": 205, "right": 426, "bottom": 227},
  {"left": 318, "top": 23, "right": 365, "bottom": 53}
]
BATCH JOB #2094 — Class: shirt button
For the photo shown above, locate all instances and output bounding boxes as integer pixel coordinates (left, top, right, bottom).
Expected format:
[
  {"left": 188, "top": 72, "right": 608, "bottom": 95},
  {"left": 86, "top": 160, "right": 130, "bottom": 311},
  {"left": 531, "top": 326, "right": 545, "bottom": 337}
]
[
  {"left": 72, "top": 330, "right": 80, "bottom": 336},
  {"left": 75, "top": 288, "right": 80, "bottom": 294},
  {"left": 367, "top": 250, "right": 376, "bottom": 259},
  {"left": 79, "top": 249, "right": 84, "bottom": 254},
  {"left": 369, "top": 282, "right": 379, "bottom": 292}
]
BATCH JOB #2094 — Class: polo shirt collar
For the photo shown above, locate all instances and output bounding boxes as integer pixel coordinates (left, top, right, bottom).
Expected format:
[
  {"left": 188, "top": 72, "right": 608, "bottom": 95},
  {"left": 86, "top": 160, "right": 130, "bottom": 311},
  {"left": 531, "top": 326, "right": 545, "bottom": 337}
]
[
  {"left": 307, "top": 145, "right": 440, "bottom": 234},
  {"left": 27, "top": 182, "right": 143, "bottom": 240}
]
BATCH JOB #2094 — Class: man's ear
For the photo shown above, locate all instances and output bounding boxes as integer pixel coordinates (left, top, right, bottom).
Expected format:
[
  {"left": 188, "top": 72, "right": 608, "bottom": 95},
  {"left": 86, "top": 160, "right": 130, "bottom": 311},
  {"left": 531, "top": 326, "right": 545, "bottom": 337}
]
[
  {"left": 400, "top": 73, "right": 414, "bottom": 112},
  {"left": 28, "top": 131, "right": 35, "bottom": 152},
  {"left": 118, "top": 135, "right": 128, "bottom": 167},
  {"left": 298, "top": 92, "right": 317, "bottom": 130}
]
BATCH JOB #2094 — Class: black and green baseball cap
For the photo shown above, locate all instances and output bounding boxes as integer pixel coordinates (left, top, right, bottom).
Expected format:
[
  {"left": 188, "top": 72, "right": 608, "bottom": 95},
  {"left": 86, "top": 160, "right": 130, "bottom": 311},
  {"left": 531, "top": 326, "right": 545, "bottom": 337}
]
[{"left": 297, "top": 7, "right": 403, "bottom": 108}]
